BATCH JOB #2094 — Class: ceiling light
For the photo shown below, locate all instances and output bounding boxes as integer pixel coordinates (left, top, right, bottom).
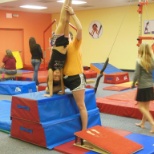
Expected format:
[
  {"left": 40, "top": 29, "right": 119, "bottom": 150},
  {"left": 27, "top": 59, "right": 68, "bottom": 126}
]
[
  {"left": 57, "top": 0, "right": 87, "bottom": 5},
  {"left": 20, "top": 5, "right": 47, "bottom": 10}
]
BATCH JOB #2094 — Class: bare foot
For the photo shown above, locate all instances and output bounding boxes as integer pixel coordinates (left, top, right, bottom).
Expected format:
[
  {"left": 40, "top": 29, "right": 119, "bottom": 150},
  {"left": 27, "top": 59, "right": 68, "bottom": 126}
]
[
  {"left": 135, "top": 123, "right": 145, "bottom": 128},
  {"left": 150, "top": 125, "right": 154, "bottom": 133}
]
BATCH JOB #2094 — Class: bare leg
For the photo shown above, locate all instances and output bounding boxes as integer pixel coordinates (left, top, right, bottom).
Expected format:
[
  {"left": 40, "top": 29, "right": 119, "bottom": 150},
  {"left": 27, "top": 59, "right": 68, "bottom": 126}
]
[
  {"left": 138, "top": 101, "right": 154, "bottom": 133},
  {"left": 72, "top": 89, "right": 88, "bottom": 130},
  {"left": 55, "top": 0, "right": 72, "bottom": 35},
  {"left": 135, "top": 115, "right": 146, "bottom": 128}
]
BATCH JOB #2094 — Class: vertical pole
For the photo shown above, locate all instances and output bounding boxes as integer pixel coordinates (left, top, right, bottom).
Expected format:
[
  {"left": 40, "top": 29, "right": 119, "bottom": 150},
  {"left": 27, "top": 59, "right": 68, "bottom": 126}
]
[{"left": 138, "top": 0, "right": 142, "bottom": 37}]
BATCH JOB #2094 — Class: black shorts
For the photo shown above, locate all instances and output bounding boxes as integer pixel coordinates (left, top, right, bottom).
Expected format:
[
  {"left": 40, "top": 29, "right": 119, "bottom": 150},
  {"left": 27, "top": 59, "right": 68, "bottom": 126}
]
[
  {"left": 136, "top": 87, "right": 154, "bottom": 102},
  {"left": 63, "top": 74, "right": 86, "bottom": 91},
  {"left": 51, "top": 35, "right": 69, "bottom": 48}
]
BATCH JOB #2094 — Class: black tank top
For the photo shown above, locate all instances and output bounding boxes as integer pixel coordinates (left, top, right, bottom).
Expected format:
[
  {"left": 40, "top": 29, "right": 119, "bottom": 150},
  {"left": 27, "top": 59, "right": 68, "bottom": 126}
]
[{"left": 48, "top": 49, "right": 66, "bottom": 71}]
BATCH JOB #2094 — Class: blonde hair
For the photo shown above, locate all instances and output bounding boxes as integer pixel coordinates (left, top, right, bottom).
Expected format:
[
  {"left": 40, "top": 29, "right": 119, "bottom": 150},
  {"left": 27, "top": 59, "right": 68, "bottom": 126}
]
[
  {"left": 138, "top": 43, "right": 153, "bottom": 72},
  {"left": 6, "top": 49, "right": 14, "bottom": 58}
]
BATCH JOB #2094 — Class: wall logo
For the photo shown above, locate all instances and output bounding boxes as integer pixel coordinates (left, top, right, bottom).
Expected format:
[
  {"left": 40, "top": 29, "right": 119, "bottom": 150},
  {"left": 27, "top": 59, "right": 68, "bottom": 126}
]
[
  {"left": 15, "top": 87, "right": 21, "bottom": 92},
  {"left": 89, "top": 20, "right": 103, "bottom": 39}
]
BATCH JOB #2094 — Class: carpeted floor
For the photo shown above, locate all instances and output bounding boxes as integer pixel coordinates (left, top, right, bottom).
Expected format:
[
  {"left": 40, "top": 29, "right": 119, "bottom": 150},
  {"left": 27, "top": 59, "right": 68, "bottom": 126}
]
[{"left": 0, "top": 71, "right": 153, "bottom": 154}]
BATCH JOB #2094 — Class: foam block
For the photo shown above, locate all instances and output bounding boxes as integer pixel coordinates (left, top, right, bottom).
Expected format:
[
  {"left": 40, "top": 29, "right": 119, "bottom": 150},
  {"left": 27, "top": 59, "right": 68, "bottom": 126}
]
[
  {"left": 0, "top": 80, "right": 37, "bottom": 95},
  {"left": 11, "top": 108, "right": 101, "bottom": 149},
  {"left": 11, "top": 89, "right": 98, "bottom": 123},
  {"left": 84, "top": 70, "right": 97, "bottom": 79},
  {"left": 104, "top": 72, "right": 129, "bottom": 84},
  {"left": 90, "top": 63, "right": 123, "bottom": 74}
]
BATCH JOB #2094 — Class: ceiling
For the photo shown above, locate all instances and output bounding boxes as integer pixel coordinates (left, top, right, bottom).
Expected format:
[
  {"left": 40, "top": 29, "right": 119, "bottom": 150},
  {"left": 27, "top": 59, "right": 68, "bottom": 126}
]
[{"left": 0, "top": 0, "right": 153, "bottom": 14}]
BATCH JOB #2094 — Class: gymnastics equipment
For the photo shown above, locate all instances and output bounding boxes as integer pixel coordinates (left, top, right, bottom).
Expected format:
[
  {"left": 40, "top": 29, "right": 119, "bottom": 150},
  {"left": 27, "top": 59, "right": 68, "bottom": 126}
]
[
  {"left": 54, "top": 128, "right": 131, "bottom": 153},
  {"left": 96, "top": 89, "right": 154, "bottom": 119},
  {"left": 103, "top": 81, "right": 133, "bottom": 91},
  {"left": 74, "top": 125, "right": 143, "bottom": 153},
  {"left": 10, "top": 89, "right": 101, "bottom": 149},
  {"left": 0, "top": 80, "right": 36, "bottom": 95},
  {"left": 12, "top": 51, "right": 23, "bottom": 69},
  {"left": 0, "top": 100, "right": 11, "bottom": 133},
  {"left": 126, "top": 133, "right": 154, "bottom": 154},
  {"left": 84, "top": 70, "right": 97, "bottom": 79},
  {"left": 104, "top": 72, "right": 129, "bottom": 84}
]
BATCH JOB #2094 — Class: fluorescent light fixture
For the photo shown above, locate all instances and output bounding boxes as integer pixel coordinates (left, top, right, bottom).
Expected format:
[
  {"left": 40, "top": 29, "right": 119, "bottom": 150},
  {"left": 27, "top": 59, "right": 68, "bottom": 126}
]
[
  {"left": 0, "top": 0, "right": 17, "bottom": 4},
  {"left": 20, "top": 5, "right": 47, "bottom": 10},
  {"left": 57, "top": 0, "right": 87, "bottom": 5}
]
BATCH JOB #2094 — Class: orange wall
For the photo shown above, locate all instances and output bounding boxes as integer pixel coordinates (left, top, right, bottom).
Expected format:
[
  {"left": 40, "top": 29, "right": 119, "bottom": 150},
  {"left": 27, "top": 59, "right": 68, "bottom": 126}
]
[{"left": 0, "top": 10, "right": 53, "bottom": 66}]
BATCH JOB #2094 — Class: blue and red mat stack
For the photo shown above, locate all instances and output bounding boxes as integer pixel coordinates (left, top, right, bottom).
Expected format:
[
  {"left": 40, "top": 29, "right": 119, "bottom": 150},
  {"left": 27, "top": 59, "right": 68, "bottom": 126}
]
[
  {"left": 54, "top": 126, "right": 154, "bottom": 154},
  {"left": 10, "top": 89, "right": 101, "bottom": 149}
]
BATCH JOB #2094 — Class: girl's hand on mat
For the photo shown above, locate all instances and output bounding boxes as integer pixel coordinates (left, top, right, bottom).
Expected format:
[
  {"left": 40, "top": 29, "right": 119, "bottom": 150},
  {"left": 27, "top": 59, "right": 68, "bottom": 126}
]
[
  {"left": 58, "top": 91, "right": 65, "bottom": 95},
  {"left": 44, "top": 94, "right": 52, "bottom": 97}
]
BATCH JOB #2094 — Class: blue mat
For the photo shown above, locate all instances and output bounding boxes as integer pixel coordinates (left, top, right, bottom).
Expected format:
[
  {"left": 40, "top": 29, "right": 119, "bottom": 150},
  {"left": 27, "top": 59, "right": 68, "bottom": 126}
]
[
  {"left": 17, "top": 70, "right": 33, "bottom": 73},
  {"left": 0, "top": 100, "right": 11, "bottom": 133},
  {"left": 11, "top": 89, "right": 98, "bottom": 123},
  {"left": 126, "top": 133, "right": 154, "bottom": 154},
  {"left": 0, "top": 80, "right": 37, "bottom": 95},
  {"left": 91, "top": 63, "right": 122, "bottom": 74}
]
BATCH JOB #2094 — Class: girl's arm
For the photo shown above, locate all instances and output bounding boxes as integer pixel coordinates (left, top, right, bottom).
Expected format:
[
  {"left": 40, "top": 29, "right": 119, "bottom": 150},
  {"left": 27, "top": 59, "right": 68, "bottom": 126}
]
[
  {"left": 59, "top": 69, "right": 65, "bottom": 94},
  {"left": 44, "top": 69, "right": 53, "bottom": 97}
]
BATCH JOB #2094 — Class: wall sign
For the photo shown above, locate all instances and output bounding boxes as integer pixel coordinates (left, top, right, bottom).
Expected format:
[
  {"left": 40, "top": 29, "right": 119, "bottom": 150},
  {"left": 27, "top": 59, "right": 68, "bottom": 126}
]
[
  {"left": 144, "top": 20, "right": 154, "bottom": 34},
  {"left": 89, "top": 20, "right": 103, "bottom": 39}
]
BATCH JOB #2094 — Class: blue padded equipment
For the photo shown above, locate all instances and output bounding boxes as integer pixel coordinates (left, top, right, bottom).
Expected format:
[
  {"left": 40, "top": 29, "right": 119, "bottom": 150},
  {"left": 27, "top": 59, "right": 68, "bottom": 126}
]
[
  {"left": 126, "top": 133, "right": 154, "bottom": 154},
  {"left": 0, "top": 80, "right": 37, "bottom": 95},
  {"left": 0, "top": 100, "right": 11, "bottom": 133}
]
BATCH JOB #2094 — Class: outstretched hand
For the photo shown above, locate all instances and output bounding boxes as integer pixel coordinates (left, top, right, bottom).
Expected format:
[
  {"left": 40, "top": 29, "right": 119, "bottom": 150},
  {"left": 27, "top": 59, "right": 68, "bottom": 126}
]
[{"left": 65, "top": 6, "right": 75, "bottom": 15}]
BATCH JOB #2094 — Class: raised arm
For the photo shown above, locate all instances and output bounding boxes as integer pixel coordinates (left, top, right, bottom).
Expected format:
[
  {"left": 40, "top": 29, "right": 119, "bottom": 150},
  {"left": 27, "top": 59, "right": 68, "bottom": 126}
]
[{"left": 66, "top": 6, "right": 82, "bottom": 40}]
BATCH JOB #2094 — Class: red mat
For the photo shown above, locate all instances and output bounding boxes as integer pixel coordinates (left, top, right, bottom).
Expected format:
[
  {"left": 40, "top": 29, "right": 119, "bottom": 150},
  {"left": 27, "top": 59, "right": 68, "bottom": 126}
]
[
  {"left": 97, "top": 89, "right": 154, "bottom": 119},
  {"left": 54, "top": 126, "right": 131, "bottom": 154},
  {"left": 103, "top": 85, "right": 130, "bottom": 91},
  {"left": 103, "top": 81, "right": 133, "bottom": 91},
  {"left": 84, "top": 70, "right": 97, "bottom": 79},
  {"left": 75, "top": 126, "right": 142, "bottom": 154},
  {"left": 20, "top": 71, "right": 48, "bottom": 83}
]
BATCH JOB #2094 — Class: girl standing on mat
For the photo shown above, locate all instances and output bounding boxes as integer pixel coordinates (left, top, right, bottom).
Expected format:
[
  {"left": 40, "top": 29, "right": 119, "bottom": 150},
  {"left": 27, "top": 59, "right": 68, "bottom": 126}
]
[
  {"left": 131, "top": 43, "right": 154, "bottom": 133},
  {"left": 44, "top": 0, "right": 72, "bottom": 97},
  {"left": 63, "top": 7, "right": 87, "bottom": 130}
]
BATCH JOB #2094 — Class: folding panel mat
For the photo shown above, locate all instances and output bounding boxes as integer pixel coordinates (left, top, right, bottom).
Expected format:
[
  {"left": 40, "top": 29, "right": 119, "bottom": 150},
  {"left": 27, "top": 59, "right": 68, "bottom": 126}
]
[
  {"left": 0, "top": 100, "right": 11, "bottom": 133},
  {"left": 74, "top": 126, "right": 143, "bottom": 154},
  {"left": 11, "top": 89, "right": 98, "bottom": 123},
  {"left": 90, "top": 63, "right": 123, "bottom": 74},
  {"left": 11, "top": 108, "right": 101, "bottom": 149},
  {"left": 103, "top": 85, "right": 130, "bottom": 91},
  {"left": 96, "top": 89, "right": 154, "bottom": 119},
  {"left": 103, "top": 81, "right": 133, "bottom": 91},
  {"left": 54, "top": 127, "right": 131, "bottom": 154},
  {"left": 126, "top": 133, "right": 154, "bottom": 154},
  {"left": 0, "top": 80, "right": 37, "bottom": 95}
]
